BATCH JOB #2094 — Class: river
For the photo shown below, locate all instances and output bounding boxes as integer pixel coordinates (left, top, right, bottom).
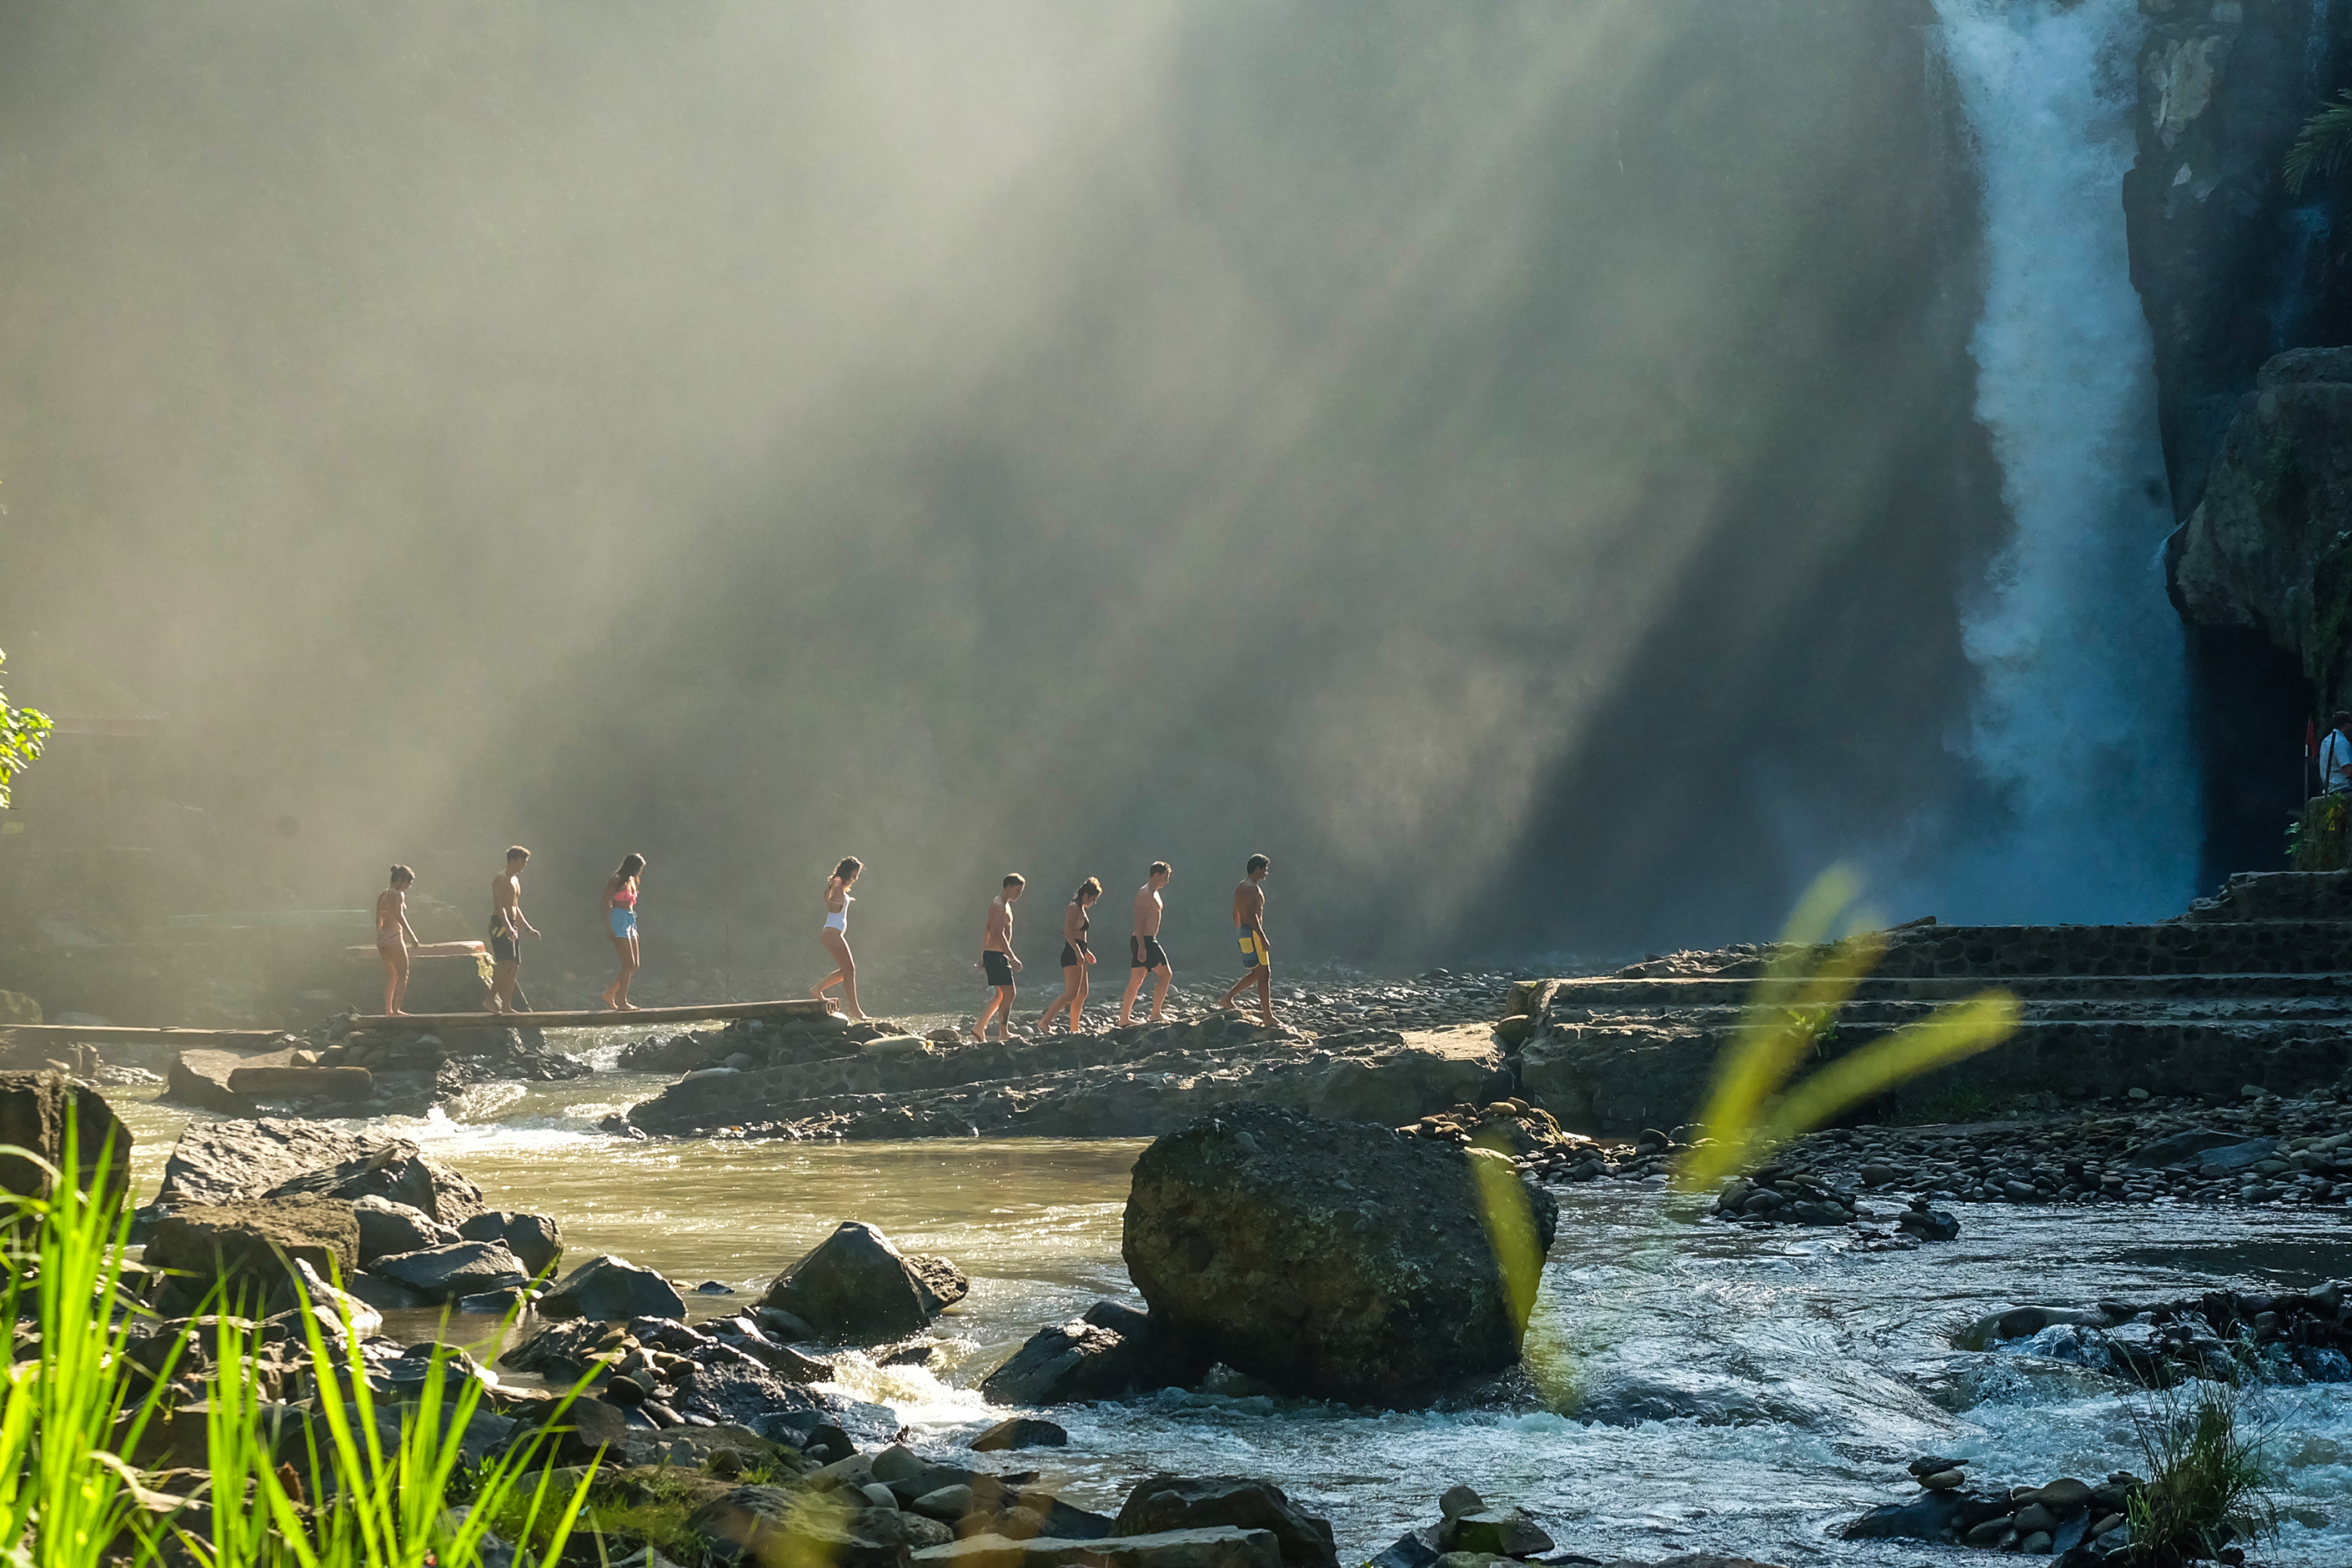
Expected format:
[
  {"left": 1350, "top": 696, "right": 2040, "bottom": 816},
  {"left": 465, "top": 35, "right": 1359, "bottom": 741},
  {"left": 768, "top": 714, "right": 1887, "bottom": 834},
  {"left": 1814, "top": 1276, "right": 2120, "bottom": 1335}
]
[{"left": 113, "top": 1034, "right": 2352, "bottom": 1565}]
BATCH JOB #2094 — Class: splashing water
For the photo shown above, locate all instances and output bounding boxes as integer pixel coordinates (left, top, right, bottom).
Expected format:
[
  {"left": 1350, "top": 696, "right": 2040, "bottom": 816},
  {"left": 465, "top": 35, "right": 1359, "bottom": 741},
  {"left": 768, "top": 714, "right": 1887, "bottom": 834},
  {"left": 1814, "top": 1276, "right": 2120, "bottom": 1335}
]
[{"left": 1929, "top": 0, "right": 2200, "bottom": 921}]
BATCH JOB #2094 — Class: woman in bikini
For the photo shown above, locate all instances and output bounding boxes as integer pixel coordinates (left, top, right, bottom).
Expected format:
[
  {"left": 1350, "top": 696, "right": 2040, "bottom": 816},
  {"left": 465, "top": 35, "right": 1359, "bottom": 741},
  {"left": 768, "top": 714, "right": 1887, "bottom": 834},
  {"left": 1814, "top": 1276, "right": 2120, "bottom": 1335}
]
[
  {"left": 1034, "top": 877, "right": 1101, "bottom": 1034},
  {"left": 812, "top": 856, "right": 867, "bottom": 1019},
  {"left": 376, "top": 866, "right": 422, "bottom": 1016},
  {"left": 602, "top": 853, "right": 646, "bottom": 1010}
]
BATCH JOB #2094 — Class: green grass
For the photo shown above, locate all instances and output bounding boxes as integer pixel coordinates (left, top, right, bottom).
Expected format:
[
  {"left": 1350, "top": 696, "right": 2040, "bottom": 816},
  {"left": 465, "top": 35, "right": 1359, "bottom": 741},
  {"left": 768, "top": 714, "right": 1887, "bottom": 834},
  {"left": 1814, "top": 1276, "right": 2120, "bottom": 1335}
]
[
  {"left": 0, "top": 1108, "right": 601, "bottom": 1566},
  {"left": 2126, "top": 1380, "right": 2280, "bottom": 1565}
]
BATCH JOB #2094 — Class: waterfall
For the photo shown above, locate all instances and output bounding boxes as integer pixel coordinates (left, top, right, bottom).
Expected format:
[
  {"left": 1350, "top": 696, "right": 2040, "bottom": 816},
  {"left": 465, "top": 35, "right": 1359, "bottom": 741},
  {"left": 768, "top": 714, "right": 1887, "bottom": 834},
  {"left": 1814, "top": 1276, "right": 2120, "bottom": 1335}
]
[{"left": 1927, "top": 0, "right": 2201, "bottom": 922}]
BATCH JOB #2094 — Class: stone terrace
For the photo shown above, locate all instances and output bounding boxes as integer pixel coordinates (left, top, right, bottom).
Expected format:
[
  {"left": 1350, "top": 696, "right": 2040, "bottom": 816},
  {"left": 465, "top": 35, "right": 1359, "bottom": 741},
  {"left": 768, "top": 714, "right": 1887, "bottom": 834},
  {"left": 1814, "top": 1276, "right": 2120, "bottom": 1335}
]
[{"left": 1507, "top": 871, "right": 2352, "bottom": 1136}]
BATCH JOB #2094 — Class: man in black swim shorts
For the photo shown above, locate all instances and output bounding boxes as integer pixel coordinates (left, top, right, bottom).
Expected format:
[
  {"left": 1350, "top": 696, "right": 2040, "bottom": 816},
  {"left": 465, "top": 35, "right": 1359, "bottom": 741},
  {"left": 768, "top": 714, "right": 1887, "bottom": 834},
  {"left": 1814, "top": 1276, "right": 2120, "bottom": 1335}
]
[
  {"left": 487, "top": 845, "right": 540, "bottom": 1014},
  {"left": 974, "top": 874, "right": 1026, "bottom": 1041},
  {"left": 1119, "top": 861, "right": 1175, "bottom": 1025}
]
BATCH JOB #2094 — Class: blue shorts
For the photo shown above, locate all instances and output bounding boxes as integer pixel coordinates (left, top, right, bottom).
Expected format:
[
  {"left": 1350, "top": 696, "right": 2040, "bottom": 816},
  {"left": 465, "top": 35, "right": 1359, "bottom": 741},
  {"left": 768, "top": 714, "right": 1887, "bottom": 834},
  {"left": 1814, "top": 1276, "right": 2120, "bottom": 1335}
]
[{"left": 609, "top": 908, "right": 637, "bottom": 939}]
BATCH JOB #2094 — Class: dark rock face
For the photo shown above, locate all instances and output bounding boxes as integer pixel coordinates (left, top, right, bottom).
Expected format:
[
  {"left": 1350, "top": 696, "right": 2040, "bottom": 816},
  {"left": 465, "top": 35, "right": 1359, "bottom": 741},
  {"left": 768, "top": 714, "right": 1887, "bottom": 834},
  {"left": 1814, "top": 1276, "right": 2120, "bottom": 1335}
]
[
  {"left": 536, "top": 1253, "right": 685, "bottom": 1321},
  {"left": 369, "top": 1240, "right": 529, "bottom": 1304},
  {"left": 979, "top": 1302, "right": 1206, "bottom": 1406},
  {"left": 143, "top": 1199, "right": 359, "bottom": 1311},
  {"left": 352, "top": 1195, "right": 453, "bottom": 1264},
  {"left": 2127, "top": 6, "right": 2352, "bottom": 522},
  {"left": 459, "top": 1209, "right": 564, "bottom": 1278},
  {"left": 759, "top": 1221, "right": 966, "bottom": 1342},
  {"left": 0, "top": 1070, "right": 128, "bottom": 1209},
  {"left": 263, "top": 1145, "right": 484, "bottom": 1230},
  {"left": 153, "top": 1119, "right": 381, "bottom": 1207},
  {"left": 1113, "top": 1477, "right": 1336, "bottom": 1568},
  {"left": 970, "top": 1417, "right": 1067, "bottom": 1452},
  {"left": 1121, "top": 1103, "right": 1559, "bottom": 1406}
]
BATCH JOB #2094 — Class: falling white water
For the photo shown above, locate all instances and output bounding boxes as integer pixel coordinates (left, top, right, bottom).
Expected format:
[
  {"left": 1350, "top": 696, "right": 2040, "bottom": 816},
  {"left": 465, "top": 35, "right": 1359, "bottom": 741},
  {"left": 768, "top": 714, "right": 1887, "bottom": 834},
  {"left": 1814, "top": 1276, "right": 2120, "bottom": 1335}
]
[{"left": 1928, "top": 0, "right": 2201, "bottom": 922}]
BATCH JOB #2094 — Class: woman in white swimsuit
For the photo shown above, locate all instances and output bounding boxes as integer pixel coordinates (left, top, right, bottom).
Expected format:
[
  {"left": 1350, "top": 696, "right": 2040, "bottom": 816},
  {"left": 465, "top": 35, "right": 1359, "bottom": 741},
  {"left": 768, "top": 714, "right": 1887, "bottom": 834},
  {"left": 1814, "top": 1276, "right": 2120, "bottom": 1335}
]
[
  {"left": 811, "top": 856, "right": 867, "bottom": 1019},
  {"left": 375, "top": 866, "right": 422, "bottom": 1016}
]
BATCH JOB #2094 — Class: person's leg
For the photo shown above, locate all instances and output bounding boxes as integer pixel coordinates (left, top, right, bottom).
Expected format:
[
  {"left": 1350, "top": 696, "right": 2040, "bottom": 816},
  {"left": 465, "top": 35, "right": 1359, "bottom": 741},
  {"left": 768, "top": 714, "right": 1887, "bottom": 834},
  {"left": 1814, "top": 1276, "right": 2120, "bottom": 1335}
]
[
  {"left": 490, "top": 962, "right": 516, "bottom": 1012},
  {"left": 380, "top": 946, "right": 404, "bottom": 1015},
  {"left": 618, "top": 929, "right": 640, "bottom": 1008},
  {"left": 993, "top": 983, "right": 1017, "bottom": 1039},
  {"left": 391, "top": 944, "right": 412, "bottom": 1014},
  {"left": 1150, "top": 963, "right": 1173, "bottom": 1023},
  {"left": 1253, "top": 966, "right": 1274, "bottom": 1027},
  {"left": 974, "top": 984, "right": 1003, "bottom": 1040},
  {"left": 1119, "top": 964, "right": 1146, "bottom": 1025},
  {"left": 607, "top": 935, "right": 631, "bottom": 1008},
  {"left": 1071, "top": 966, "right": 1090, "bottom": 1032},
  {"left": 835, "top": 939, "right": 864, "bottom": 1020}
]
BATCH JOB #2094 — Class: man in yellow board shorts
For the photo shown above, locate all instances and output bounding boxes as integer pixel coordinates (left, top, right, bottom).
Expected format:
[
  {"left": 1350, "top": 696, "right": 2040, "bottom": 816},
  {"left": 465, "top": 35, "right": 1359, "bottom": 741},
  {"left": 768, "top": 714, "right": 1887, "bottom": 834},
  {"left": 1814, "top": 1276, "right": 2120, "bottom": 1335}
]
[{"left": 1216, "top": 854, "right": 1276, "bottom": 1029}]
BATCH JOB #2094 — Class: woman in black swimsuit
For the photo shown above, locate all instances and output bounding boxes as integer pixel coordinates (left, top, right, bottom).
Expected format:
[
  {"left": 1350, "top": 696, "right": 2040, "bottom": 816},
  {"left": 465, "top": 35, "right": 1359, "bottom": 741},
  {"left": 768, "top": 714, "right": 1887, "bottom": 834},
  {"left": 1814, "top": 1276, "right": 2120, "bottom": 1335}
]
[{"left": 1034, "top": 877, "right": 1101, "bottom": 1034}]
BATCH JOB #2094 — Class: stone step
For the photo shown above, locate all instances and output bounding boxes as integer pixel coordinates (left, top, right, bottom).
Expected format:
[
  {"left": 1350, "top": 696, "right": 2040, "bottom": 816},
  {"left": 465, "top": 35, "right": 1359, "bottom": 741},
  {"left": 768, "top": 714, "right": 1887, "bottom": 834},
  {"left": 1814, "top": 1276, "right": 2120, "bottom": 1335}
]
[{"left": 1540, "top": 969, "right": 2352, "bottom": 1014}]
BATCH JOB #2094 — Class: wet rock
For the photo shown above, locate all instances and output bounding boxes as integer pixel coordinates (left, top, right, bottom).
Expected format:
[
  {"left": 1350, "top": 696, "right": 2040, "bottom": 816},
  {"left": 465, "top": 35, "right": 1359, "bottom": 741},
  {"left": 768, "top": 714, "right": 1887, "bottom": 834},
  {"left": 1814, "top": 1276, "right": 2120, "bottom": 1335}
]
[
  {"left": 1114, "top": 1477, "right": 1336, "bottom": 1568},
  {"left": 537, "top": 1254, "right": 686, "bottom": 1321},
  {"left": 369, "top": 1240, "right": 529, "bottom": 1304},
  {"left": 153, "top": 1119, "right": 379, "bottom": 1207},
  {"left": 342, "top": 1271, "right": 430, "bottom": 1311},
  {"left": 352, "top": 1195, "right": 452, "bottom": 1264},
  {"left": 970, "top": 1418, "right": 1067, "bottom": 1452},
  {"left": 459, "top": 1210, "right": 564, "bottom": 1278},
  {"left": 1121, "top": 1103, "right": 1558, "bottom": 1406},
  {"left": 0, "top": 1071, "right": 131, "bottom": 1214},
  {"left": 980, "top": 1303, "right": 1206, "bottom": 1405},
  {"left": 915, "top": 1528, "right": 1281, "bottom": 1568},
  {"left": 690, "top": 1485, "right": 914, "bottom": 1568},
  {"left": 227, "top": 1065, "right": 373, "bottom": 1101},
  {"left": 143, "top": 1199, "right": 359, "bottom": 1313},
  {"left": 263, "top": 1143, "right": 484, "bottom": 1229},
  {"left": 759, "top": 1221, "right": 965, "bottom": 1342}
]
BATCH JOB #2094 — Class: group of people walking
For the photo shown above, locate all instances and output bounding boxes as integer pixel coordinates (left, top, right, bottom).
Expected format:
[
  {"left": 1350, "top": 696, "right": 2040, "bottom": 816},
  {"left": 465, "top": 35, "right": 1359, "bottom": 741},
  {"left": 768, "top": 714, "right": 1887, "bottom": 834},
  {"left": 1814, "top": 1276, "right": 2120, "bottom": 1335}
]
[
  {"left": 371, "top": 846, "right": 1279, "bottom": 1035},
  {"left": 372, "top": 845, "right": 643, "bottom": 1017}
]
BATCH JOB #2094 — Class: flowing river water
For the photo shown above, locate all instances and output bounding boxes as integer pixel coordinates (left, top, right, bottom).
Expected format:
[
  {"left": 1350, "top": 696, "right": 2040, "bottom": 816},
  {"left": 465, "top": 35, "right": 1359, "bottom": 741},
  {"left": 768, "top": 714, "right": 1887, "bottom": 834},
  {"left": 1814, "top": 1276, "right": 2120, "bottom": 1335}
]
[{"left": 113, "top": 1034, "right": 2352, "bottom": 1565}]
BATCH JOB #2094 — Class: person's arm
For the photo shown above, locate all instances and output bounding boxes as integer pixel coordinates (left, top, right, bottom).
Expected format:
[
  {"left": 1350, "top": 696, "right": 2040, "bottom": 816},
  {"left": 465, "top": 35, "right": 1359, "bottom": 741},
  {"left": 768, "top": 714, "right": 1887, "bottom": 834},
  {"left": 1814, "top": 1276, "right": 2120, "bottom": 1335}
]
[{"left": 399, "top": 895, "right": 422, "bottom": 947}]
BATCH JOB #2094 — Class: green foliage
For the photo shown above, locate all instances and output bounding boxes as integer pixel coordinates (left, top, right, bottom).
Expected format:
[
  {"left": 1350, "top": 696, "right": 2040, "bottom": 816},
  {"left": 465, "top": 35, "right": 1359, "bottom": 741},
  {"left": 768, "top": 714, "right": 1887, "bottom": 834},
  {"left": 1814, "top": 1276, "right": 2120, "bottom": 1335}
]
[
  {"left": 0, "top": 649, "right": 51, "bottom": 810},
  {"left": 2125, "top": 1380, "right": 2280, "bottom": 1565},
  {"left": 2285, "top": 90, "right": 2352, "bottom": 195},
  {"left": 0, "top": 1105, "right": 599, "bottom": 1567},
  {"left": 1677, "top": 866, "right": 2019, "bottom": 1188}
]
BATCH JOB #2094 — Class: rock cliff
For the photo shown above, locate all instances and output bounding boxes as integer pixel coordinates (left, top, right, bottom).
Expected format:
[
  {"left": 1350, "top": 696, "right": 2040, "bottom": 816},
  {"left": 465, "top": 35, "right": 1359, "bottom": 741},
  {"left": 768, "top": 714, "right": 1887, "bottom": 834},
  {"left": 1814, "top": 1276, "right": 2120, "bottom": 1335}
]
[{"left": 2171, "top": 346, "right": 2352, "bottom": 703}]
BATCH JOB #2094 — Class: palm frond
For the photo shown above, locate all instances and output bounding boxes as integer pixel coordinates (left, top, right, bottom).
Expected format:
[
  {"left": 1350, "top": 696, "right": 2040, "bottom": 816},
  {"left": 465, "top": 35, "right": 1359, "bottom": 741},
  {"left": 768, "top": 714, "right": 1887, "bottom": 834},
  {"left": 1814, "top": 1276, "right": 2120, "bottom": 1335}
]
[{"left": 2284, "top": 90, "right": 2352, "bottom": 195}]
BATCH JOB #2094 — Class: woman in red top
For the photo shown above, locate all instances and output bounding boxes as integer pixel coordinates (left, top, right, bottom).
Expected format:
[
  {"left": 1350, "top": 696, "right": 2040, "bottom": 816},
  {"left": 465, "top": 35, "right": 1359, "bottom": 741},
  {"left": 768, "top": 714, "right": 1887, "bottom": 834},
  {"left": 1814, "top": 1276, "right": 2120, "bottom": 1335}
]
[{"left": 602, "top": 853, "right": 646, "bottom": 1010}]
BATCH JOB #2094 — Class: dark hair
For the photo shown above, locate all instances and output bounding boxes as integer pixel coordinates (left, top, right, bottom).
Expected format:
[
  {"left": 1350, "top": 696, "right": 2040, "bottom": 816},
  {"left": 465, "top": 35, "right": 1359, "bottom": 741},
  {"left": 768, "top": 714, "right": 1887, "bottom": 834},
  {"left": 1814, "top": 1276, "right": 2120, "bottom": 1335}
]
[
  {"left": 1149, "top": 861, "right": 1171, "bottom": 877},
  {"left": 506, "top": 845, "right": 531, "bottom": 863},
  {"left": 833, "top": 856, "right": 863, "bottom": 882},
  {"left": 2335, "top": 712, "right": 2349, "bottom": 725},
  {"left": 1246, "top": 854, "right": 1271, "bottom": 874},
  {"left": 1003, "top": 873, "right": 1026, "bottom": 888},
  {"left": 389, "top": 865, "right": 414, "bottom": 884},
  {"left": 1076, "top": 877, "right": 1103, "bottom": 902},
  {"left": 614, "top": 853, "right": 645, "bottom": 881}
]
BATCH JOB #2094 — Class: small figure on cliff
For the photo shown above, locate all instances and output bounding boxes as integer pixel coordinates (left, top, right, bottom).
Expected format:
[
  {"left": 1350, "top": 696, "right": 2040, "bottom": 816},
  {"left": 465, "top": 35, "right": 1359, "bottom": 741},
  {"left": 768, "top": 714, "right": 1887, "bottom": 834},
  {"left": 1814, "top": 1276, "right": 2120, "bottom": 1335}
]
[
  {"left": 487, "top": 845, "right": 540, "bottom": 1014},
  {"left": 1036, "top": 878, "right": 1102, "bottom": 1034},
  {"left": 1119, "top": 861, "right": 1176, "bottom": 1025},
  {"left": 1216, "top": 854, "right": 1276, "bottom": 1029},
  {"left": 973, "top": 874, "right": 1026, "bottom": 1042},
  {"left": 2323, "top": 711, "right": 2352, "bottom": 794},
  {"left": 601, "top": 852, "right": 646, "bottom": 1011},
  {"left": 375, "top": 865, "right": 422, "bottom": 1016},
  {"left": 812, "top": 856, "right": 867, "bottom": 1019}
]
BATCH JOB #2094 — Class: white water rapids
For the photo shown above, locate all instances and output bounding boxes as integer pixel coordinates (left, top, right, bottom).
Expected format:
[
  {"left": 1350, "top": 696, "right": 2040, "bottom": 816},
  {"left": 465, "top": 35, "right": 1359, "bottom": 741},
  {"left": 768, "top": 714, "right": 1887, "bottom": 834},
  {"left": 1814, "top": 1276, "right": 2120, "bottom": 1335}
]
[{"left": 1928, "top": 0, "right": 2203, "bottom": 923}]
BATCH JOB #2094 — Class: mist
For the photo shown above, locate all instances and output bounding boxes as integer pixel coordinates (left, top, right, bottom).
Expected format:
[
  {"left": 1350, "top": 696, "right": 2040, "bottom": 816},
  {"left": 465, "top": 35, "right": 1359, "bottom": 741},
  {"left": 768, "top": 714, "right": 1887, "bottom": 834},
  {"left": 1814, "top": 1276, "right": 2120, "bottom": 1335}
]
[{"left": 5, "top": 0, "right": 2147, "bottom": 983}]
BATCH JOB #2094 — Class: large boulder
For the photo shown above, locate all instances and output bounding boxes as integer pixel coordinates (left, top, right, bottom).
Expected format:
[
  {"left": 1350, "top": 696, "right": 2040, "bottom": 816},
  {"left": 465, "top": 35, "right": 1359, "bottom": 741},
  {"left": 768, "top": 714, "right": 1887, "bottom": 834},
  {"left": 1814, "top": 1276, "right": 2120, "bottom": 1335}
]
[
  {"left": 537, "top": 1254, "right": 685, "bottom": 1321},
  {"left": 1121, "top": 1103, "right": 1558, "bottom": 1407},
  {"left": 760, "top": 1221, "right": 967, "bottom": 1342},
  {"left": 1114, "top": 1478, "right": 1336, "bottom": 1568},
  {"left": 263, "top": 1145, "right": 484, "bottom": 1229},
  {"left": 459, "top": 1210, "right": 563, "bottom": 1278},
  {"left": 0, "top": 1071, "right": 129, "bottom": 1210},
  {"left": 153, "top": 1120, "right": 382, "bottom": 1207},
  {"left": 689, "top": 1485, "right": 919, "bottom": 1568},
  {"left": 143, "top": 1199, "right": 359, "bottom": 1313}
]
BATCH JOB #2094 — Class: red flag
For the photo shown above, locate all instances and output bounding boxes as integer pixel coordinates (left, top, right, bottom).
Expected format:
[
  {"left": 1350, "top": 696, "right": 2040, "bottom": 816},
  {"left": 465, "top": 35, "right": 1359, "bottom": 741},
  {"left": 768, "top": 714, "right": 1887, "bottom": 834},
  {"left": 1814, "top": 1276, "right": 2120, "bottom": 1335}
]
[{"left": 2309, "top": 718, "right": 2319, "bottom": 759}]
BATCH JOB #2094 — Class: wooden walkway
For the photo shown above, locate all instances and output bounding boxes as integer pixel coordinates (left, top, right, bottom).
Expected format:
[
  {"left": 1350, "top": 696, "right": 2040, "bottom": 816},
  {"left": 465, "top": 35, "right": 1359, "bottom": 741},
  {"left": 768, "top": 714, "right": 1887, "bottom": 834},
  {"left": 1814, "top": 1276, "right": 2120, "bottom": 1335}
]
[
  {"left": 349, "top": 998, "right": 835, "bottom": 1030},
  {"left": 0, "top": 1024, "right": 287, "bottom": 1045}
]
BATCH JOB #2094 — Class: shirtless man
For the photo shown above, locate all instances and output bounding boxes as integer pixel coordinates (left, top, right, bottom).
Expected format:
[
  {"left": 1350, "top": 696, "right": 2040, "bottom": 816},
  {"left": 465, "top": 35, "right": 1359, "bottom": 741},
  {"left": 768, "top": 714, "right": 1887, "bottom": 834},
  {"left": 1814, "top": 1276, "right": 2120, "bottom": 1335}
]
[
  {"left": 1215, "top": 854, "right": 1275, "bottom": 1028},
  {"left": 972, "top": 874, "right": 1026, "bottom": 1042},
  {"left": 487, "top": 846, "right": 541, "bottom": 1014},
  {"left": 1118, "top": 862, "right": 1175, "bottom": 1025}
]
